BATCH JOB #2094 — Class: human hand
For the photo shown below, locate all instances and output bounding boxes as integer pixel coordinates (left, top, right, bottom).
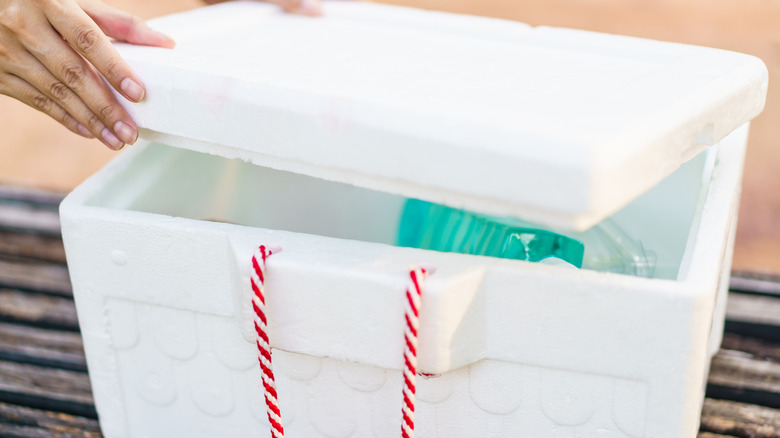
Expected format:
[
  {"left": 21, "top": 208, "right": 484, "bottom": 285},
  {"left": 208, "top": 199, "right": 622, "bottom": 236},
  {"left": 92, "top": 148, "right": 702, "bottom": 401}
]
[
  {"left": 204, "top": 0, "right": 322, "bottom": 16},
  {"left": 0, "top": 0, "right": 323, "bottom": 150},
  {"left": 0, "top": 0, "right": 179, "bottom": 150}
]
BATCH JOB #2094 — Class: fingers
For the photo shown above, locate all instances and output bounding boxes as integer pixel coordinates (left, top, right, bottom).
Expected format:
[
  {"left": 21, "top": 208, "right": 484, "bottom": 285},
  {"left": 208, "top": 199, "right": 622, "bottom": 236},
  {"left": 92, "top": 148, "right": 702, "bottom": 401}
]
[
  {"left": 0, "top": 0, "right": 172, "bottom": 150},
  {"left": 202, "top": 0, "right": 323, "bottom": 16},
  {"left": 43, "top": 0, "right": 147, "bottom": 106},
  {"left": 20, "top": 24, "right": 136, "bottom": 149},
  {"left": 0, "top": 73, "right": 92, "bottom": 139},
  {"left": 260, "top": 0, "right": 323, "bottom": 16},
  {"left": 81, "top": 1, "right": 175, "bottom": 49}
]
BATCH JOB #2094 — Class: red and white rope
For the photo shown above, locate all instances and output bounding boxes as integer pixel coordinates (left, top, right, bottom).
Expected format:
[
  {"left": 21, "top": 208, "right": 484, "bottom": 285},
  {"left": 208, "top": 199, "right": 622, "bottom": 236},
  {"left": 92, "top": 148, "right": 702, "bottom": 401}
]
[
  {"left": 401, "top": 266, "right": 430, "bottom": 438},
  {"left": 251, "top": 245, "right": 284, "bottom": 438},
  {"left": 252, "top": 246, "right": 431, "bottom": 438}
]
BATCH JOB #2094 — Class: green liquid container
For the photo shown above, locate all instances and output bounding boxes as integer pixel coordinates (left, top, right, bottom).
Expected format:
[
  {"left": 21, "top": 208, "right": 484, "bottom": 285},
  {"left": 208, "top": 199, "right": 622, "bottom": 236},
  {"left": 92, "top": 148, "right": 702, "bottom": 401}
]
[{"left": 397, "top": 199, "right": 585, "bottom": 268}]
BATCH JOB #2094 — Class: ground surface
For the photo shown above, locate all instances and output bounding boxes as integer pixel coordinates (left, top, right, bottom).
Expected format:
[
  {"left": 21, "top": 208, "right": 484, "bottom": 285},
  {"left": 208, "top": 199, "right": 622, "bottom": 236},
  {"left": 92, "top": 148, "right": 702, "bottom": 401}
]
[{"left": 0, "top": 185, "right": 780, "bottom": 436}]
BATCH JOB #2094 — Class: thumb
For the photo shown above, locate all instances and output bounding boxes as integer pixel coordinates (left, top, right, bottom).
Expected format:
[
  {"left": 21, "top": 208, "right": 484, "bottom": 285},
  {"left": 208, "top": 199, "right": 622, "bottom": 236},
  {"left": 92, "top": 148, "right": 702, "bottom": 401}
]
[{"left": 82, "top": 2, "right": 176, "bottom": 49}]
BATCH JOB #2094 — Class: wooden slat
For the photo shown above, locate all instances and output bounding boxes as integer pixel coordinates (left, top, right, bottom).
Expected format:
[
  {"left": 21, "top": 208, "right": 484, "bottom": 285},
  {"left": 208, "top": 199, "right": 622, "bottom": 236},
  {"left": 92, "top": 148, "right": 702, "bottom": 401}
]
[
  {"left": 721, "top": 332, "right": 780, "bottom": 363},
  {"left": 0, "top": 361, "right": 95, "bottom": 418},
  {"left": 0, "top": 203, "right": 61, "bottom": 236},
  {"left": 0, "top": 401, "right": 101, "bottom": 438},
  {"left": 0, "top": 362, "right": 93, "bottom": 404},
  {"left": 731, "top": 271, "right": 780, "bottom": 297},
  {"left": 700, "top": 398, "right": 780, "bottom": 438},
  {"left": 0, "top": 187, "right": 65, "bottom": 207},
  {"left": 707, "top": 349, "right": 780, "bottom": 409},
  {"left": 709, "top": 350, "right": 780, "bottom": 394},
  {"left": 0, "top": 259, "right": 72, "bottom": 296},
  {"left": 0, "top": 288, "right": 79, "bottom": 331},
  {"left": 0, "top": 230, "right": 67, "bottom": 264},
  {"left": 0, "top": 322, "right": 86, "bottom": 372},
  {"left": 725, "top": 291, "right": 780, "bottom": 341},
  {"left": 727, "top": 292, "right": 780, "bottom": 326}
]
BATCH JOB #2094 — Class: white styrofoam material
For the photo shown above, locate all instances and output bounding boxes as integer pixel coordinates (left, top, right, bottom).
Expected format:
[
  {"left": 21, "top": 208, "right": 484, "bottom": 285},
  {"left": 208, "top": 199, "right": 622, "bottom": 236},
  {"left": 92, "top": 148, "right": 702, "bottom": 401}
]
[
  {"left": 115, "top": 1, "right": 767, "bottom": 231},
  {"left": 61, "top": 123, "right": 749, "bottom": 438}
]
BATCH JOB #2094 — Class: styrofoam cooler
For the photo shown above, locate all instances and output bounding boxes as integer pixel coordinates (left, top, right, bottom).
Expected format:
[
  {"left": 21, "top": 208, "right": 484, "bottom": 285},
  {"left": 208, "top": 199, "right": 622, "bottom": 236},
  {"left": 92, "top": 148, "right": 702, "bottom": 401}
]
[{"left": 59, "top": 2, "right": 768, "bottom": 437}]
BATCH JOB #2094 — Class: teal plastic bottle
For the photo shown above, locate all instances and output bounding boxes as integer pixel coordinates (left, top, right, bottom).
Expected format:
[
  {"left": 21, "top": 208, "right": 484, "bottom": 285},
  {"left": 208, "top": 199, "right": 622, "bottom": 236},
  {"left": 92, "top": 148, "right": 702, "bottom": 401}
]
[
  {"left": 397, "top": 199, "right": 657, "bottom": 277},
  {"left": 397, "top": 199, "right": 585, "bottom": 268}
]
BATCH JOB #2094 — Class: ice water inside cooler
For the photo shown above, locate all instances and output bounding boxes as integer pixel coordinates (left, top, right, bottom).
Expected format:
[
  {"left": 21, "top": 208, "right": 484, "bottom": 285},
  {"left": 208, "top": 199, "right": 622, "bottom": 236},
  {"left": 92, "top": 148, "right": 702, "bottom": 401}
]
[
  {"left": 89, "top": 143, "right": 714, "bottom": 280},
  {"left": 397, "top": 199, "right": 586, "bottom": 268},
  {"left": 396, "top": 199, "right": 660, "bottom": 276}
]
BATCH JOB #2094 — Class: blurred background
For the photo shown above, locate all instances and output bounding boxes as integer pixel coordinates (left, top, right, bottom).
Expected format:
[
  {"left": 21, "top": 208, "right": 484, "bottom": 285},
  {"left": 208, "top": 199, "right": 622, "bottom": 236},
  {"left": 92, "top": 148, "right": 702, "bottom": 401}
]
[{"left": 1, "top": 0, "right": 777, "bottom": 273}]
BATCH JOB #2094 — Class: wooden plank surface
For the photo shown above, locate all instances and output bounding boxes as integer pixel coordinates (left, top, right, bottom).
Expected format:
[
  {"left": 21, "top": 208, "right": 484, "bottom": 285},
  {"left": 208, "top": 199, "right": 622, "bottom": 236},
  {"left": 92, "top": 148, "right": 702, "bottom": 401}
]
[
  {"left": 727, "top": 292, "right": 780, "bottom": 327},
  {"left": 0, "top": 288, "right": 79, "bottom": 331},
  {"left": 0, "top": 401, "right": 101, "bottom": 438},
  {"left": 1, "top": 186, "right": 780, "bottom": 437},
  {"left": 0, "top": 260, "right": 72, "bottom": 297},
  {"left": 0, "top": 361, "right": 95, "bottom": 418},
  {"left": 707, "top": 349, "right": 780, "bottom": 410},
  {"left": 730, "top": 270, "right": 780, "bottom": 297},
  {"left": 721, "top": 332, "right": 780, "bottom": 362},
  {"left": 0, "top": 322, "right": 86, "bottom": 373},
  {"left": 0, "top": 202, "right": 61, "bottom": 237},
  {"left": 709, "top": 350, "right": 780, "bottom": 395},
  {"left": 700, "top": 399, "right": 780, "bottom": 438},
  {"left": 0, "top": 230, "right": 67, "bottom": 265},
  {"left": 0, "top": 187, "right": 66, "bottom": 206}
]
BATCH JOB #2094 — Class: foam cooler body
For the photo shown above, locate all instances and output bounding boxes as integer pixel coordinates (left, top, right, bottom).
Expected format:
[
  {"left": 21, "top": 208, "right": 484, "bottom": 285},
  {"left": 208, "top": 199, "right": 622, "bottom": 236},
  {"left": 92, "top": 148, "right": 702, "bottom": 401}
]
[{"left": 60, "top": 2, "right": 768, "bottom": 437}]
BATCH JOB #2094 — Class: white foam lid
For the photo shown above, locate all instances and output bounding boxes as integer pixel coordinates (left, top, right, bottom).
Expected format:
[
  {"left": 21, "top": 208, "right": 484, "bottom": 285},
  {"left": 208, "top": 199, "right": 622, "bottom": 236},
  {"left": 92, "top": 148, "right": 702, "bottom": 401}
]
[{"left": 116, "top": 0, "right": 767, "bottom": 231}]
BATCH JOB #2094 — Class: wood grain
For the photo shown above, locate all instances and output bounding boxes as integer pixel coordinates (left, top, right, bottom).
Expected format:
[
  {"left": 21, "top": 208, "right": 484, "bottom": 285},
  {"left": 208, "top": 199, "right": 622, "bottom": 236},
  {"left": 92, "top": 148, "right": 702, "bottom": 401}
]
[
  {"left": 700, "top": 398, "right": 780, "bottom": 438},
  {"left": 0, "top": 361, "right": 95, "bottom": 418},
  {"left": 727, "top": 293, "right": 780, "bottom": 327},
  {"left": 721, "top": 333, "right": 780, "bottom": 363},
  {"left": 0, "top": 322, "right": 86, "bottom": 372},
  {"left": 709, "top": 350, "right": 780, "bottom": 395},
  {"left": 0, "top": 230, "right": 67, "bottom": 265},
  {"left": 0, "top": 401, "right": 101, "bottom": 438},
  {"left": 0, "top": 259, "right": 72, "bottom": 297},
  {"left": 725, "top": 292, "right": 780, "bottom": 342},
  {"left": 731, "top": 271, "right": 780, "bottom": 297},
  {"left": 0, "top": 187, "right": 65, "bottom": 206},
  {"left": 0, "top": 289, "right": 79, "bottom": 331},
  {"left": 0, "top": 203, "right": 61, "bottom": 237}
]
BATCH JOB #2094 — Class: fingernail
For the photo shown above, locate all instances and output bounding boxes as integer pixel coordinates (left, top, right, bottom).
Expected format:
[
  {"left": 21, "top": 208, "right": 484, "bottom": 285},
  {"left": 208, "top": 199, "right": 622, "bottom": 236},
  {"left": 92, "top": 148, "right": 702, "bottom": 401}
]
[
  {"left": 77, "top": 124, "right": 94, "bottom": 139},
  {"left": 113, "top": 121, "right": 137, "bottom": 145},
  {"left": 120, "top": 78, "right": 145, "bottom": 102},
  {"left": 295, "top": 0, "right": 322, "bottom": 16},
  {"left": 156, "top": 31, "right": 176, "bottom": 48},
  {"left": 144, "top": 23, "right": 176, "bottom": 48},
  {"left": 101, "top": 128, "right": 124, "bottom": 150}
]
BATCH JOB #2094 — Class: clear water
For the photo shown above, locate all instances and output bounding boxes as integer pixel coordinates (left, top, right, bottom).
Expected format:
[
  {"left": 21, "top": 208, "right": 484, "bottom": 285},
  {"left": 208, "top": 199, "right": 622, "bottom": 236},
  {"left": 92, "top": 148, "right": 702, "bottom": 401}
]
[
  {"left": 397, "top": 199, "right": 657, "bottom": 276},
  {"left": 102, "top": 143, "right": 709, "bottom": 280},
  {"left": 397, "top": 199, "right": 585, "bottom": 268}
]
